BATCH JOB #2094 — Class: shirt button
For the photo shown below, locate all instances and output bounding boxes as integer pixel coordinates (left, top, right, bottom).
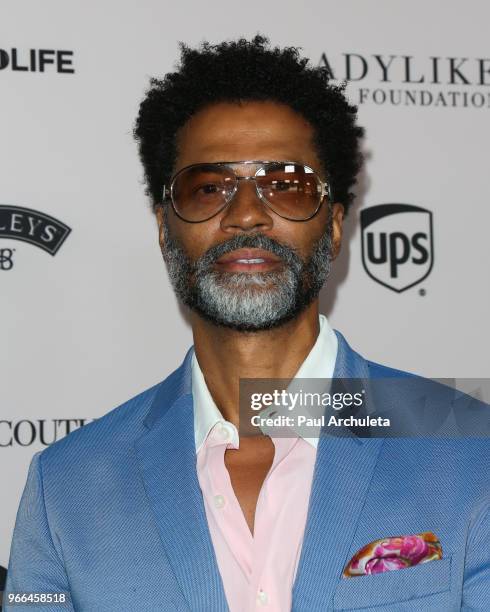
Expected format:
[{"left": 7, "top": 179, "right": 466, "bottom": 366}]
[
  {"left": 214, "top": 494, "right": 226, "bottom": 509},
  {"left": 256, "top": 590, "right": 268, "bottom": 606}
]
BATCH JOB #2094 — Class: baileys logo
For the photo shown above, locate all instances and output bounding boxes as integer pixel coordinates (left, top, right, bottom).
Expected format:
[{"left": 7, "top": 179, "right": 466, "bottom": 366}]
[{"left": 0, "top": 205, "right": 71, "bottom": 269}]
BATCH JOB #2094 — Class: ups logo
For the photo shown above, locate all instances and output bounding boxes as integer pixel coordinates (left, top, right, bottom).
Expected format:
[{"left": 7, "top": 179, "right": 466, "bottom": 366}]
[{"left": 361, "top": 204, "right": 434, "bottom": 293}]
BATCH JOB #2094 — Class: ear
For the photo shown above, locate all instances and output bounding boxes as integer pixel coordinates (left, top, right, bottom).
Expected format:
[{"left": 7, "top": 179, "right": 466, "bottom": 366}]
[
  {"left": 155, "top": 205, "right": 166, "bottom": 252},
  {"left": 330, "top": 202, "right": 344, "bottom": 260}
]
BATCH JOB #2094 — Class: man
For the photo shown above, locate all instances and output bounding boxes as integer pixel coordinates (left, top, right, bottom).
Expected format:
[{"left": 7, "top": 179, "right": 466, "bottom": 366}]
[{"left": 4, "top": 36, "right": 489, "bottom": 611}]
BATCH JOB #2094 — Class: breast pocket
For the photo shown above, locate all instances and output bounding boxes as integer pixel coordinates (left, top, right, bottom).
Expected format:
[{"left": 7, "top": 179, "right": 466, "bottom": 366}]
[{"left": 333, "top": 556, "right": 452, "bottom": 610}]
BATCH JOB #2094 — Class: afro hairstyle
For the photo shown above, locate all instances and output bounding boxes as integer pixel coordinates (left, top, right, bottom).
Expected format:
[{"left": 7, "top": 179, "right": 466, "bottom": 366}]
[{"left": 134, "top": 35, "right": 364, "bottom": 214}]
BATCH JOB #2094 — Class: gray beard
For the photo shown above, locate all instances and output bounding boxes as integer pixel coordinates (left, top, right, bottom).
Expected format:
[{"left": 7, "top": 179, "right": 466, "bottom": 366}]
[{"left": 161, "top": 206, "right": 334, "bottom": 331}]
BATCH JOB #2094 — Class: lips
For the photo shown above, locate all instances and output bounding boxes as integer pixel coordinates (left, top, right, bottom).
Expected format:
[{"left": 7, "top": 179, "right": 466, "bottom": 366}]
[{"left": 215, "top": 248, "right": 282, "bottom": 272}]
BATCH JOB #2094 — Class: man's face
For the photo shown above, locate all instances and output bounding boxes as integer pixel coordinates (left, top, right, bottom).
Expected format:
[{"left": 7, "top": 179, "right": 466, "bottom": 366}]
[{"left": 156, "top": 101, "right": 344, "bottom": 331}]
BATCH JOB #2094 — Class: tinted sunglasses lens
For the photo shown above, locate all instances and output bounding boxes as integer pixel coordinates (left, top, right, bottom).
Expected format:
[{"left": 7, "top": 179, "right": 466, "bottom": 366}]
[
  {"left": 256, "top": 163, "right": 322, "bottom": 220},
  {"left": 172, "top": 165, "right": 235, "bottom": 221}
]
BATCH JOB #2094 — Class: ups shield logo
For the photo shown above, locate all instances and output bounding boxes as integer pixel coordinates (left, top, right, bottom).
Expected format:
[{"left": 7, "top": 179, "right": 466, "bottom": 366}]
[{"left": 361, "top": 204, "right": 434, "bottom": 293}]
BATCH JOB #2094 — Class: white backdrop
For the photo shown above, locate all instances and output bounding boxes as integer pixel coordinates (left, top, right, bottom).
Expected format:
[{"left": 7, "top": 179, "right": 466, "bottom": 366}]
[{"left": 1, "top": 0, "right": 489, "bottom": 569}]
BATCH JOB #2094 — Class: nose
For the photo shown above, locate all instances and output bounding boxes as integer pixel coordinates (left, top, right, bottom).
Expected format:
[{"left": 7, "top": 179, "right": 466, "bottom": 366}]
[{"left": 219, "top": 178, "right": 274, "bottom": 234}]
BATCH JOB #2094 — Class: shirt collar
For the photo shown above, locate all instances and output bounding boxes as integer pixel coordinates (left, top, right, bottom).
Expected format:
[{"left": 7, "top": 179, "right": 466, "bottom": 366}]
[
  {"left": 191, "top": 348, "right": 238, "bottom": 452},
  {"left": 191, "top": 314, "right": 338, "bottom": 452}
]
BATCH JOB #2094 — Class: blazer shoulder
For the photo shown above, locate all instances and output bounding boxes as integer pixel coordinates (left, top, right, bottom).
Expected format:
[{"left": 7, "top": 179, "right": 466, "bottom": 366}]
[
  {"left": 40, "top": 345, "right": 195, "bottom": 465},
  {"left": 334, "top": 329, "right": 420, "bottom": 380},
  {"left": 365, "top": 359, "right": 419, "bottom": 379}
]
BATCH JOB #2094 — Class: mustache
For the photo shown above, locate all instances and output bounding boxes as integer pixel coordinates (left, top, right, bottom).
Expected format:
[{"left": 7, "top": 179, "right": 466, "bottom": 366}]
[{"left": 195, "top": 233, "right": 302, "bottom": 273}]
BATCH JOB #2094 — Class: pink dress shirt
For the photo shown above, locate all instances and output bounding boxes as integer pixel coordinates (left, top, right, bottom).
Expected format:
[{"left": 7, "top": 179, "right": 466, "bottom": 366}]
[{"left": 192, "top": 315, "right": 338, "bottom": 612}]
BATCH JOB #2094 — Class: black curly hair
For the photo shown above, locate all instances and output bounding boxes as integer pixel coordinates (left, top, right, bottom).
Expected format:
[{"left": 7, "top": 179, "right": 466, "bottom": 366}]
[{"left": 134, "top": 35, "right": 364, "bottom": 214}]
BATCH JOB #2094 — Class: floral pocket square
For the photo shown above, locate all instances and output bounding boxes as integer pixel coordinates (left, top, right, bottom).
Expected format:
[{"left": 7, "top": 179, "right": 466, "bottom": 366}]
[{"left": 343, "top": 531, "right": 442, "bottom": 577}]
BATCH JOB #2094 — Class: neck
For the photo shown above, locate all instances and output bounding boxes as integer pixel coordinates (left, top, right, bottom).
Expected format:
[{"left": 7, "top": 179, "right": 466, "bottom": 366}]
[{"left": 191, "top": 301, "right": 321, "bottom": 426}]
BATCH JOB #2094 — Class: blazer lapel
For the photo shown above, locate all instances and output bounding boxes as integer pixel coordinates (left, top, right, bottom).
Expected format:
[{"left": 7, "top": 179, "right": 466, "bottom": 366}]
[
  {"left": 292, "top": 332, "right": 385, "bottom": 610},
  {"left": 134, "top": 349, "right": 228, "bottom": 612}
]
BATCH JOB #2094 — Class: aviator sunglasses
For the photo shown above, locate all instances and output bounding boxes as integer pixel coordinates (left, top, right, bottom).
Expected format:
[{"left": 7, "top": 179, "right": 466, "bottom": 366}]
[{"left": 161, "top": 160, "right": 332, "bottom": 223}]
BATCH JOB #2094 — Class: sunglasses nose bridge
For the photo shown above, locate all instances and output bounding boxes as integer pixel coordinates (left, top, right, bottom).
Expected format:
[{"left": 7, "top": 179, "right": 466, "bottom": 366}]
[
  {"left": 219, "top": 173, "right": 274, "bottom": 228},
  {"left": 226, "top": 175, "right": 264, "bottom": 207},
  {"left": 234, "top": 175, "right": 259, "bottom": 193}
]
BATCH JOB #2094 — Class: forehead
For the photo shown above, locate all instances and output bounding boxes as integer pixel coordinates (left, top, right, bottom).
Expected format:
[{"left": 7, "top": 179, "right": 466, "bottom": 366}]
[{"left": 175, "top": 101, "right": 319, "bottom": 170}]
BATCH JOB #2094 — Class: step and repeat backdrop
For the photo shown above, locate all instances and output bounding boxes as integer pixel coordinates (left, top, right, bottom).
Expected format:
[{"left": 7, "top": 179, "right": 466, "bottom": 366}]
[{"left": 1, "top": 0, "right": 489, "bottom": 576}]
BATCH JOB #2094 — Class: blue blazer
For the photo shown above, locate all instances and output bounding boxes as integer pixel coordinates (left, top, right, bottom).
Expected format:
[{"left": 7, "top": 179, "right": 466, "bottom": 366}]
[{"left": 4, "top": 332, "right": 489, "bottom": 611}]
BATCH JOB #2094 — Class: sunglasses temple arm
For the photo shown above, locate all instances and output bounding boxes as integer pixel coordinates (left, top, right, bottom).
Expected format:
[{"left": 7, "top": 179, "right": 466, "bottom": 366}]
[
  {"left": 162, "top": 185, "right": 171, "bottom": 202},
  {"left": 324, "top": 183, "right": 334, "bottom": 201}
]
